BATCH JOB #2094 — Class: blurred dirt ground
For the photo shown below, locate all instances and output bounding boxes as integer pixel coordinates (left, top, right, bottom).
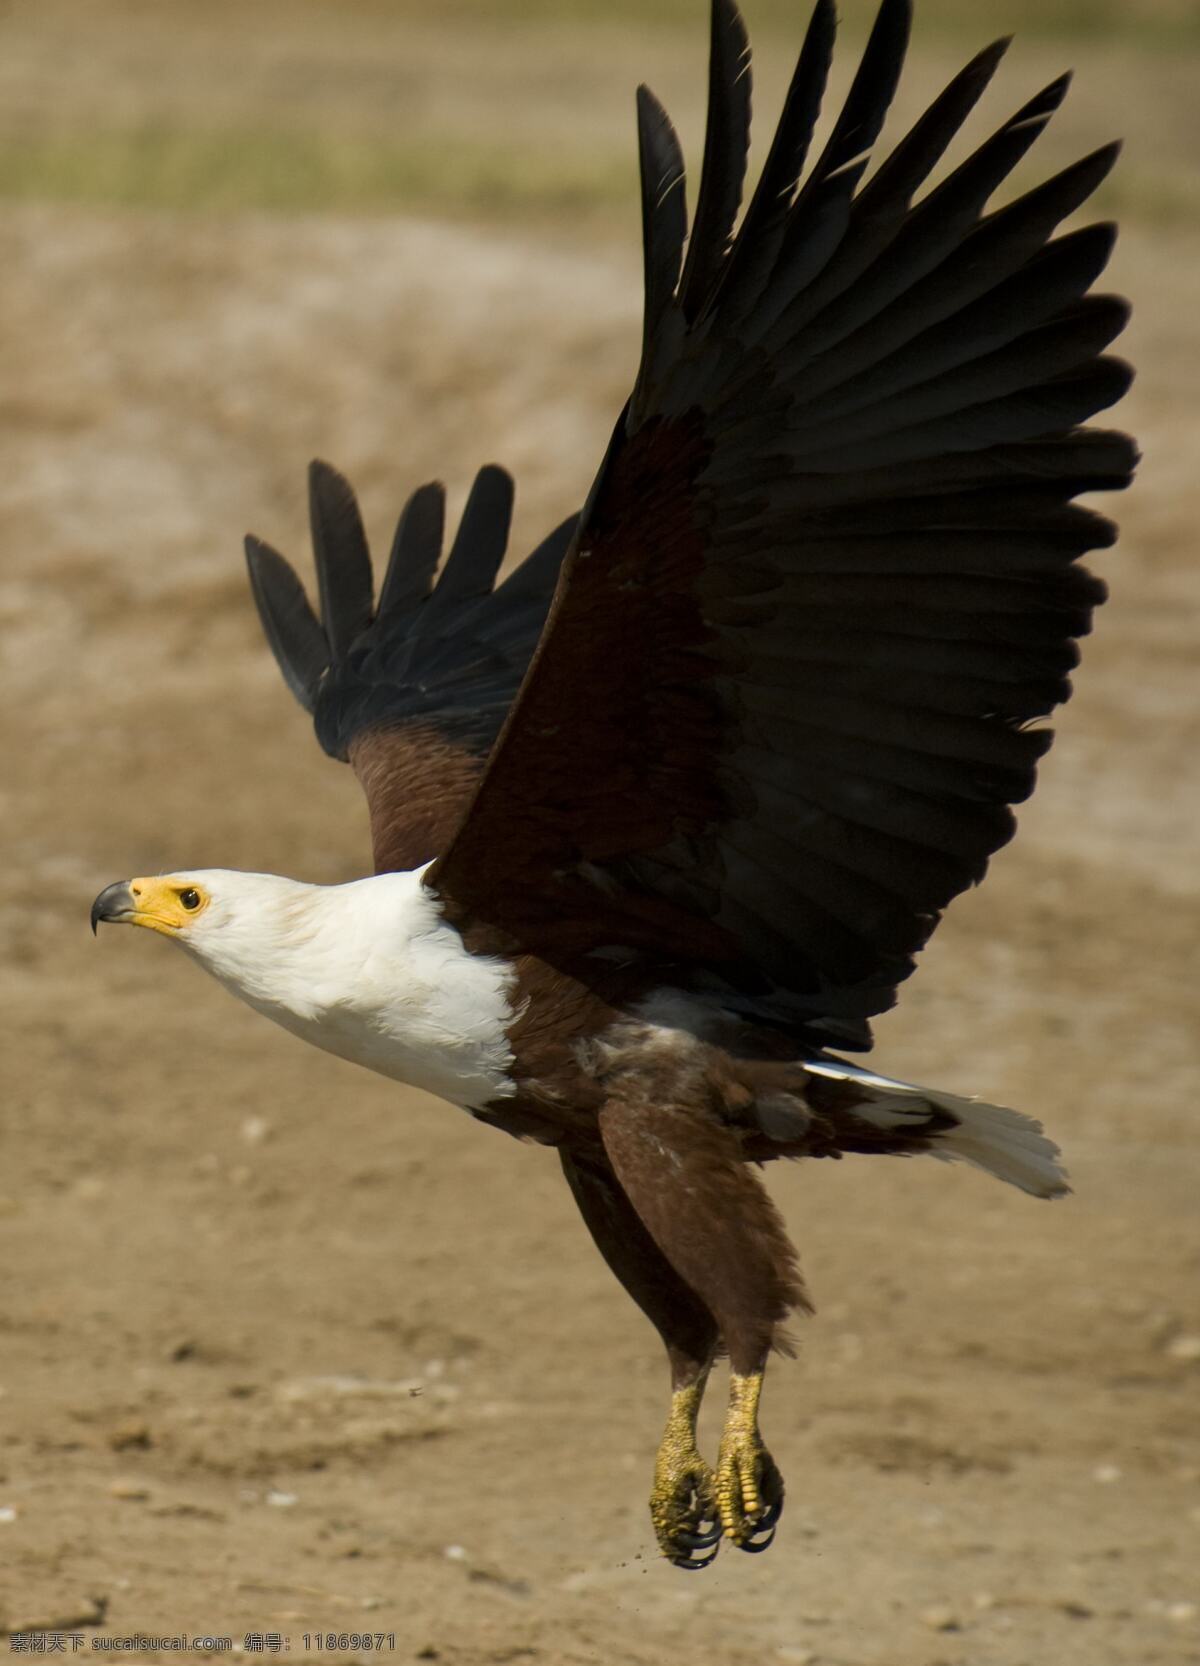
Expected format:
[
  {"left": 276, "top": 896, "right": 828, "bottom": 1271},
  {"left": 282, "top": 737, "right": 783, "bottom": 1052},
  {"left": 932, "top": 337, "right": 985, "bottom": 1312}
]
[{"left": 0, "top": 3, "right": 1197, "bottom": 1663}]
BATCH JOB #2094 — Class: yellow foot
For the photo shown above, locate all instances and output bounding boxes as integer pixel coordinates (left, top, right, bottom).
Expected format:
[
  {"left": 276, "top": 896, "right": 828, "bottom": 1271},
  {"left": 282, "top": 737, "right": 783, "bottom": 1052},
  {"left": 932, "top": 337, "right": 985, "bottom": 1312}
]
[
  {"left": 649, "top": 1380, "right": 721, "bottom": 1569},
  {"left": 714, "top": 1371, "right": 784, "bottom": 1553}
]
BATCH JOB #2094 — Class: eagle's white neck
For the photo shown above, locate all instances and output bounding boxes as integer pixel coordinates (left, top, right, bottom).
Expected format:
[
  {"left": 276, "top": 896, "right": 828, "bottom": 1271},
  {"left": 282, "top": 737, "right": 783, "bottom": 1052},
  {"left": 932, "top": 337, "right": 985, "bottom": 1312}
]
[{"left": 176, "top": 867, "right": 518, "bottom": 1109}]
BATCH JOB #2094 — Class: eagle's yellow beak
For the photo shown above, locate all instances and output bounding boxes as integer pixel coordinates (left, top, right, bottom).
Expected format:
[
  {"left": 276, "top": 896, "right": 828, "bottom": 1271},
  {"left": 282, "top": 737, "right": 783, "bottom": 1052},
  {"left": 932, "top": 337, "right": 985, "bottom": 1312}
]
[{"left": 90, "top": 876, "right": 208, "bottom": 937}]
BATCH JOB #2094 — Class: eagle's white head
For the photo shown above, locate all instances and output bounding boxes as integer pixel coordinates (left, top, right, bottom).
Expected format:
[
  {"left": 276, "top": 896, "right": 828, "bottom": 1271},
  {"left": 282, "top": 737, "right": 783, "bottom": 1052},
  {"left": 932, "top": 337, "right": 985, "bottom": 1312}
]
[
  {"left": 90, "top": 869, "right": 332, "bottom": 999},
  {"left": 90, "top": 867, "right": 519, "bottom": 1108}
]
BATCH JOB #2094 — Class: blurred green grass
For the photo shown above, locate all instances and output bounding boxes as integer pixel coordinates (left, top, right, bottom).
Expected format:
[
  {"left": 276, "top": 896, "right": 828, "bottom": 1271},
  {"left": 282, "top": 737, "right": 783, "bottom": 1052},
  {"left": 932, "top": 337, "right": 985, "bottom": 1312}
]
[
  {"left": 0, "top": 0, "right": 1195, "bottom": 224},
  {"left": 0, "top": 127, "right": 636, "bottom": 221}
]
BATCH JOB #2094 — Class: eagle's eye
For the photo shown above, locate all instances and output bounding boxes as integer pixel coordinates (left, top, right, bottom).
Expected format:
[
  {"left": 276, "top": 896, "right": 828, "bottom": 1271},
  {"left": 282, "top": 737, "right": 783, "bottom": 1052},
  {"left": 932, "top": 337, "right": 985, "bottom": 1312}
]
[{"left": 178, "top": 888, "right": 202, "bottom": 911}]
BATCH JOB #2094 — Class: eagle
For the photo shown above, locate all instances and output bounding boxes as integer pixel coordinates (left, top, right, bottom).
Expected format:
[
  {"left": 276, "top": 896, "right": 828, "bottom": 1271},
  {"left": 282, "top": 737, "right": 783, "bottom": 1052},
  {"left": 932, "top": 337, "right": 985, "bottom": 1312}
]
[{"left": 91, "top": 0, "right": 1134, "bottom": 1568}]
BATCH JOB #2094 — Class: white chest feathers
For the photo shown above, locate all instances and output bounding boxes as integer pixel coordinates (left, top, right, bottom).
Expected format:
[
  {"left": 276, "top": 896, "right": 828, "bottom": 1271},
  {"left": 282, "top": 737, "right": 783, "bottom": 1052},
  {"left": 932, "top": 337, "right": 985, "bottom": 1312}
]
[{"left": 174, "top": 866, "right": 518, "bottom": 1109}]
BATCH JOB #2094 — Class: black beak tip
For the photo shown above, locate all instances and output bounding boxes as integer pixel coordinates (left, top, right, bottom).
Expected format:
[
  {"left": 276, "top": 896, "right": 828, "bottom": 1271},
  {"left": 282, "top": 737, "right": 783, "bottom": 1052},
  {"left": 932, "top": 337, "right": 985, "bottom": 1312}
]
[{"left": 91, "top": 880, "right": 134, "bottom": 936}]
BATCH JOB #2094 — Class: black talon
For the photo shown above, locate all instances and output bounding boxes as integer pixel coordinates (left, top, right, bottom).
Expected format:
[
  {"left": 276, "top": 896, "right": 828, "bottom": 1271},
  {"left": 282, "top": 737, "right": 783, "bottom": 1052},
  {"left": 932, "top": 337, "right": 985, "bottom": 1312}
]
[
  {"left": 675, "top": 1540, "right": 720, "bottom": 1570},
  {"left": 736, "top": 1523, "right": 777, "bottom": 1554},
  {"left": 676, "top": 1522, "right": 722, "bottom": 1549},
  {"left": 755, "top": 1495, "right": 784, "bottom": 1532}
]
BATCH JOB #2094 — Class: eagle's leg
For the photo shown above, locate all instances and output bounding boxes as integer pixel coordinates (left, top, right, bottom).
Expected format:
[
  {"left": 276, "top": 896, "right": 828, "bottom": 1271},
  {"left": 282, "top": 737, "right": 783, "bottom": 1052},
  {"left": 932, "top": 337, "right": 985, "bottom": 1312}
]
[
  {"left": 650, "top": 1357, "right": 719, "bottom": 1565},
  {"left": 560, "top": 1150, "right": 721, "bottom": 1567},
  {"left": 596, "top": 1093, "right": 808, "bottom": 1557},
  {"left": 714, "top": 1362, "right": 784, "bottom": 1550}
]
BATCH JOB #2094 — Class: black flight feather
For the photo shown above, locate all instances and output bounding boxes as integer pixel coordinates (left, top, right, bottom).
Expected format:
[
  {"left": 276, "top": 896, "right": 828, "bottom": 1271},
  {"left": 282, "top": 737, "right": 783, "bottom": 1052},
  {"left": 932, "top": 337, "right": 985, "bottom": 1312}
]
[
  {"left": 632, "top": 85, "right": 688, "bottom": 423},
  {"left": 783, "top": 295, "right": 1130, "bottom": 437},
  {"left": 713, "top": 0, "right": 835, "bottom": 324},
  {"left": 748, "top": 0, "right": 911, "bottom": 330},
  {"left": 800, "top": 0, "right": 911, "bottom": 187},
  {"left": 761, "top": 72, "right": 1077, "bottom": 370},
  {"left": 787, "top": 222, "right": 1120, "bottom": 409},
  {"left": 428, "top": 466, "right": 514, "bottom": 613},
  {"left": 244, "top": 535, "right": 329, "bottom": 714},
  {"left": 678, "top": 0, "right": 751, "bottom": 324},
  {"left": 853, "top": 36, "right": 1011, "bottom": 222},
  {"left": 377, "top": 481, "right": 446, "bottom": 621},
  {"left": 308, "top": 459, "right": 374, "bottom": 661},
  {"left": 745, "top": 36, "right": 1010, "bottom": 348}
]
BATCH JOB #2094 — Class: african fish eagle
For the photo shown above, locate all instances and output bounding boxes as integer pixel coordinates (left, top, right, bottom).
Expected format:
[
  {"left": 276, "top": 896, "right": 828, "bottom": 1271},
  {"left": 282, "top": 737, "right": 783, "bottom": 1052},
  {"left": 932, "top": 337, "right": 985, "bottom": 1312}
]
[{"left": 92, "top": 0, "right": 1135, "bottom": 1566}]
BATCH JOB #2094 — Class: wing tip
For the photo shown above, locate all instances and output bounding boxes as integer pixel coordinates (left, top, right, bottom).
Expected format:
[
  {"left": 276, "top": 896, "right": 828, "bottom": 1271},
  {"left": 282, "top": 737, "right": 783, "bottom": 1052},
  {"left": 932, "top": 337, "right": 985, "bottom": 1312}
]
[
  {"left": 243, "top": 531, "right": 328, "bottom": 716},
  {"left": 308, "top": 454, "right": 348, "bottom": 490},
  {"left": 426, "top": 462, "right": 517, "bottom": 611},
  {"left": 635, "top": 80, "right": 664, "bottom": 123},
  {"left": 377, "top": 478, "right": 447, "bottom": 620},
  {"left": 307, "top": 455, "right": 375, "bottom": 659}
]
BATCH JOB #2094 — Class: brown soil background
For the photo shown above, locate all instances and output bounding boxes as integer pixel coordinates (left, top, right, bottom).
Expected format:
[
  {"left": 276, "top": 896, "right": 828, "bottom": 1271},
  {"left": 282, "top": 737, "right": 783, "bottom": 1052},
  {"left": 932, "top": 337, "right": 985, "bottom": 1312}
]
[{"left": 0, "top": 3, "right": 1197, "bottom": 1662}]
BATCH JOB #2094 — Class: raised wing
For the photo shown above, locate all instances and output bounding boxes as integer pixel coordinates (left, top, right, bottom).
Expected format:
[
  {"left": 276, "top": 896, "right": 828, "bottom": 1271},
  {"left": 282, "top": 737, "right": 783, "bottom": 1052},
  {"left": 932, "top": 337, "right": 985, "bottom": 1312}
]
[
  {"left": 246, "top": 460, "right": 576, "bottom": 871},
  {"left": 427, "top": 0, "right": 1135, "bottom": 1028}
]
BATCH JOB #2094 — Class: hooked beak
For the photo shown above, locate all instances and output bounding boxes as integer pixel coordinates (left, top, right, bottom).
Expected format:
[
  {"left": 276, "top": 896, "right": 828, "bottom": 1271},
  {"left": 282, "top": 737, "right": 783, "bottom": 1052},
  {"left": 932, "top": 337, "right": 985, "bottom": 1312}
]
[{"left": 90, "top": 880, "right": 136, "bottom": 935}]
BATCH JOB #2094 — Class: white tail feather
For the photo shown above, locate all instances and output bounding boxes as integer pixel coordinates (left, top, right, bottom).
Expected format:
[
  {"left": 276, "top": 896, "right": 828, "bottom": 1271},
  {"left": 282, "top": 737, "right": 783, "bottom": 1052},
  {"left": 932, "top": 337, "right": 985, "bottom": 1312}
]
[{"left": 806, "top": 1058, "right": 1070, "bottom": 1199}]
